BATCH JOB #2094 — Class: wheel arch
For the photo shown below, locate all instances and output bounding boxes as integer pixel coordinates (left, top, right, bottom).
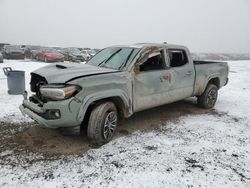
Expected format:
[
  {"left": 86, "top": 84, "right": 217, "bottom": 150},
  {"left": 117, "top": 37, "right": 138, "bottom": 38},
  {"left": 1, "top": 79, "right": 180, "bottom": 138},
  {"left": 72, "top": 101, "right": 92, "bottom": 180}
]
[
  {"left": 77, "top": 90, "right": 131, "bottom": 127},
  {"left": 198, "top": 76, "right": 220, "bottom": 96},
  {"left": 207, "top": 77, "right": 220, "bottom": 88},
  {"left": 84, "top": 97, "right": 128, "bottom": 123}
]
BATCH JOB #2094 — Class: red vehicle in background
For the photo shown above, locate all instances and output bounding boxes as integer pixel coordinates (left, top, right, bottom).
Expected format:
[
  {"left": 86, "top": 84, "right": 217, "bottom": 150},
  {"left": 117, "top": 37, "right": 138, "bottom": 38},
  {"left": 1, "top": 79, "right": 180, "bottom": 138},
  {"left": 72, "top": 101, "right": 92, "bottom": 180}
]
[{"left": 35, "top": 48, "right": 64, "bottom": 62}]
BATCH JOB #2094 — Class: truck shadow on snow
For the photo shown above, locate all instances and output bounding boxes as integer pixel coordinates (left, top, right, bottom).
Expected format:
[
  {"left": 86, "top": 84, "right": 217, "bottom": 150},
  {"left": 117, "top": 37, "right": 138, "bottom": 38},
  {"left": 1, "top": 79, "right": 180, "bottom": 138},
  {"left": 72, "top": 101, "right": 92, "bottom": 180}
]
[{"left": 13, "top": 98, "right": 210, "bottom": 156}]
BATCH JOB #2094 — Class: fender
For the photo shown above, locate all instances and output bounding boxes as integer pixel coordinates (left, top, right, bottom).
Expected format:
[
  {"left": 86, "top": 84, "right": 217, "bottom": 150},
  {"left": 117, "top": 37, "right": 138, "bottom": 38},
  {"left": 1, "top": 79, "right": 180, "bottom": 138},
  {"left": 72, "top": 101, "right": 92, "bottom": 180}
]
[
  {"left": 76, "top": 89, "right": 131, "bottom": 122},
  {"left": 199, "top": 74, "right": 220, "bottom": 95}
]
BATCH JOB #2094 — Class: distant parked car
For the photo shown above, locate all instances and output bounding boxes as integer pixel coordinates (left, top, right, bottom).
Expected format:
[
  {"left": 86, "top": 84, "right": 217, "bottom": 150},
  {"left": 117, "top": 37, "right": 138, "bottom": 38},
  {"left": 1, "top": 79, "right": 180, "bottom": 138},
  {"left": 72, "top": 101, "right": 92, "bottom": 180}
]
[
  {"left": 81, "top": 50, "right": 91, "bottom": 60},
  {"left": 35, "top": 48, "right": 64, "bottom": 62},
  {"left": 2, "top": 45, "right": 25, "bottom": 59},
  {"left": 0, "top": 52, "right": 3, "bottom": 63},
  {"left": 0, "top": 43, "right": 10, "bottom": 51},
  {"left": 87, "top": 49, "right": 97, "bottom": 57},
  {"left": 20, "top": 45, "right": 26, "bottom": 52},
  {"left": 60, "top": 47, "right": 85, "bottom": 62},
  {"left": 24, "top": 45, "right": 42, "bottom": 59},
  {"left": 93, "top": 48, "right": 101, "bottom": 53}
]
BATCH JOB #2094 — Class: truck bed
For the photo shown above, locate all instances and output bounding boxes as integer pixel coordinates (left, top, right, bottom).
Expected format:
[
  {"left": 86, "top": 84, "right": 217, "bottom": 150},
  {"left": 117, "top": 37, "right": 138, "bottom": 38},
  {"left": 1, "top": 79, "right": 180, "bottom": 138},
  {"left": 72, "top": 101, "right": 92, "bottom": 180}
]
[{"left": 193, "top": 60, "right": 228, "bottom": 96}]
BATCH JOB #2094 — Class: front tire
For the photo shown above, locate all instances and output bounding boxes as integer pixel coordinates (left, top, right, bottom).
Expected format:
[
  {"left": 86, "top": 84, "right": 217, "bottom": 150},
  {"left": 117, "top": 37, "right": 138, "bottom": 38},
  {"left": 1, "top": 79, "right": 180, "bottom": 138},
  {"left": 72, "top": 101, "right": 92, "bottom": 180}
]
[
  {"left": 87, "top": 102, "right": 118, "bottom": 146},
  {"left": 197, "top": 84, "right": 218, "bottom": 109}
]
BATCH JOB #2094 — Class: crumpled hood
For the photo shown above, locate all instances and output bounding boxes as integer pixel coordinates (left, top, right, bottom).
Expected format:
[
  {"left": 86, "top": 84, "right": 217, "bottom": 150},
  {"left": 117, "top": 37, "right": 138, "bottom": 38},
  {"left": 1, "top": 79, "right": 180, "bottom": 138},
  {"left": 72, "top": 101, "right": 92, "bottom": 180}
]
[{"left": 32, "top": 63, "right": 119, "bottom": 83}]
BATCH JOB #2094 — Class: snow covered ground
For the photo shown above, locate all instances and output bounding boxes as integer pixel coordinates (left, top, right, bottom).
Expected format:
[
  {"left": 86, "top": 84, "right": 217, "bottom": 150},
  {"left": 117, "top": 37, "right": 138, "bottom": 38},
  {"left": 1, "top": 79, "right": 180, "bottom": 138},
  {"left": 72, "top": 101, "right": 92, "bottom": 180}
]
[
  {"left": 0, "top": 60, "right": 45, "bottom": 122},
  {"left": 0, "top": 60, "right": 250, "bottom": 187}
]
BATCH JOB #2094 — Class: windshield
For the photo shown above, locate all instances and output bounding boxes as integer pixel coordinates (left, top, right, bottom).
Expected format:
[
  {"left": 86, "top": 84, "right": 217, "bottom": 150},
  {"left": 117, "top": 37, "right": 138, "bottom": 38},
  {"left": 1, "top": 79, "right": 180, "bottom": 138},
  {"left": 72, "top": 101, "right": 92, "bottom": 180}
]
[
  {"left": 5, "top": 45, "right": 21, "bottom": 50},
  {"left": 68, "top": 48, "right": 81, "bottom": 54},
  {"left": 30, "top": 46, "right": 40, "bottom": 50},
  {"left": 87, "top": 47, "right": 140, "bottom": 70},
  {"left": 44, "top": 48, "right": 59, "bottom": 53},
  {"left": 82, "top": 50, "right": 88, "bottom": 55},
  {"left": 88, "top": 50, "right": 96, "bottom": 54}
]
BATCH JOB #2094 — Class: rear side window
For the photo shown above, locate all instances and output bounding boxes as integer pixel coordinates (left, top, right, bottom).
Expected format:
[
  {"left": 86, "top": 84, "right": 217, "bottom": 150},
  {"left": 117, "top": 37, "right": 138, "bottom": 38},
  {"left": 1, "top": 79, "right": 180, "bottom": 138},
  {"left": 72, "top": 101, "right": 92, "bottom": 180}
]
[{"left": 168, "top": 49, "right": 188, "bottom": 67}]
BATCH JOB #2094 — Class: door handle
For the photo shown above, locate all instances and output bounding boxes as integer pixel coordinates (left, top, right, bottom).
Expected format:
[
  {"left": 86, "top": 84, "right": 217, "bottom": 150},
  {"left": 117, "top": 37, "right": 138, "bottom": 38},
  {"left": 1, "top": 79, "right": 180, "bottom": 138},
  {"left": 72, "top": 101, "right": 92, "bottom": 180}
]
[
  {"left": 185, "top": 71, "right": 193, "bottom": 76},
  {"left": 160, "top": 74, "right": 171, "bottom": 82}
]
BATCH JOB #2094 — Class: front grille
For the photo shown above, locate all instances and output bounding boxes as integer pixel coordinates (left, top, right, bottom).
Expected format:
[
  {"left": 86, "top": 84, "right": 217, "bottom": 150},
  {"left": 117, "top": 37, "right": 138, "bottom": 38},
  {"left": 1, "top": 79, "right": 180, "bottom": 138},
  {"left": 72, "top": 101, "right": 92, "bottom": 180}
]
[{"left": 12, "top": 52, "right": 21, "bottom": 54}]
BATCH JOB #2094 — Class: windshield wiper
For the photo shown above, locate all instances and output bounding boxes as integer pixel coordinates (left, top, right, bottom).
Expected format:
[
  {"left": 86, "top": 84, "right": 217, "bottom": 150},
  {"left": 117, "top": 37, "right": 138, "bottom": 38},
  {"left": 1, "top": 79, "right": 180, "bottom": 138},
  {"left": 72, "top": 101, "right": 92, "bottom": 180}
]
[
  {"left": 98, "top": 48, "right": 122, "bottom": 67},
  {"left": 97, "top": 58, "right": 107, "bottom": 66},
  {"left": 118, "top": 49, "right": 135, "bottom": 70}
]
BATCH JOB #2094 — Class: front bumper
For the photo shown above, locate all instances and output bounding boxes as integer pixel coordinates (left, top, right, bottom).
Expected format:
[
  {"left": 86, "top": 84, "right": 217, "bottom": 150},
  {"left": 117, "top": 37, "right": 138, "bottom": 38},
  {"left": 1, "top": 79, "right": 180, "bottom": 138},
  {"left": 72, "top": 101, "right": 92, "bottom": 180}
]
[
  {"left": 19, "top": 97, "right": 82, "bottom": 128},
  {"left": 7, "top": 53, "right": 25, "bottom": 59},
  {"left": 69, "top": 56, "right": 84, "bottom": 62}
]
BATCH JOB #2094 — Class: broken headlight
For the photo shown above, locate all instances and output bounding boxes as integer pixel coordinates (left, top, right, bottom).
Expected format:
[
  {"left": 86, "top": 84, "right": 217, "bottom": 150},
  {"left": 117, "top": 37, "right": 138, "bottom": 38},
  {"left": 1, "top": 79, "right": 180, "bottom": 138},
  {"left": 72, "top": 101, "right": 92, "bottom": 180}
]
[{"left": 39, "top": 84, "right": 81, "bottom": 100}]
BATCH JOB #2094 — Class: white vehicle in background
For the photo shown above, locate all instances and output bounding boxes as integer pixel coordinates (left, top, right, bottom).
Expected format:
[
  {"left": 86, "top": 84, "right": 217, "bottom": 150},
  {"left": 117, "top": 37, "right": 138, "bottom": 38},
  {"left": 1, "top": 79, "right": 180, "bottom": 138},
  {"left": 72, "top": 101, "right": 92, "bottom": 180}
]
[
  {"left": 81, "top": 50, "right": 91, "bottom": 60},
  {"left": 87, "top": 49, "right": 96, "bottom": 57}
]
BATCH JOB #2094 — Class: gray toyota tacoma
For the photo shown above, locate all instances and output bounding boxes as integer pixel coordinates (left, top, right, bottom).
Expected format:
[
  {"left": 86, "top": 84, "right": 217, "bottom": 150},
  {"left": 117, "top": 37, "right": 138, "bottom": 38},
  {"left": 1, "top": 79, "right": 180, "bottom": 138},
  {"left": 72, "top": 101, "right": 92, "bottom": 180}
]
[{"left": 20, "top": 43, "right": 229, "bottom": 145}]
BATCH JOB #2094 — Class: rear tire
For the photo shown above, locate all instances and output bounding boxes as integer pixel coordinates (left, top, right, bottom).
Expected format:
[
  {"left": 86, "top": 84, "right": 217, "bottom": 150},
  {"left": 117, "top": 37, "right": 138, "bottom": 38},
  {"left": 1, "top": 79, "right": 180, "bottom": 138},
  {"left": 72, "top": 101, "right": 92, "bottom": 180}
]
[
  {"left": 87, "top": 102, "right": 118, "bottom": 146},
  {"left": 197, "top": 84, "right": 218, "bottom": 109}
]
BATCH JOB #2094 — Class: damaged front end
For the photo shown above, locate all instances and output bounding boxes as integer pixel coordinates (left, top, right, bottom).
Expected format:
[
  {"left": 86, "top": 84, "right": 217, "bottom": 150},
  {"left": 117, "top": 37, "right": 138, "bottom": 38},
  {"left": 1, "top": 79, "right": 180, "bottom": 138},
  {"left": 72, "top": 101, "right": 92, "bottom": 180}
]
[{"left": 19, "top": 73, "right": 83, "bottom": 128}]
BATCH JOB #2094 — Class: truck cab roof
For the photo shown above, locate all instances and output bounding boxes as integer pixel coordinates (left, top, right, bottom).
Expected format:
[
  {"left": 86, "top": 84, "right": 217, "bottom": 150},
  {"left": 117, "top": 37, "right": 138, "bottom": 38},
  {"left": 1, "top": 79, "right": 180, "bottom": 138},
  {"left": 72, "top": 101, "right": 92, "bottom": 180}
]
[{"left": 109, "top": 43, "right": 187, "bottom": 50}]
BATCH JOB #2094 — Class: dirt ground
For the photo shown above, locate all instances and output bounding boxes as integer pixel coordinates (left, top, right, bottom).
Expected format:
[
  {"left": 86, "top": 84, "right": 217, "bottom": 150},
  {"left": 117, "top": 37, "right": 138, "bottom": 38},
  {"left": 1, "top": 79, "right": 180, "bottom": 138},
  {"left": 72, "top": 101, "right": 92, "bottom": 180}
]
[{"left": 0, "top": 98, "right": 208, "bottom": 158}]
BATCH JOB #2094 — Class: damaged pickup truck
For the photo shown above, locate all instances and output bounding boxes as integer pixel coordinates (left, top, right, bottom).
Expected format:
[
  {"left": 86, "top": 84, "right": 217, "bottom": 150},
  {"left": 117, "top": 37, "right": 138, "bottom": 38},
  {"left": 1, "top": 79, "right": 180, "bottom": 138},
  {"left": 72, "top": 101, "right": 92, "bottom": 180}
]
[{"left": 20, "top": 43, "right": 229, "bottom": 145}]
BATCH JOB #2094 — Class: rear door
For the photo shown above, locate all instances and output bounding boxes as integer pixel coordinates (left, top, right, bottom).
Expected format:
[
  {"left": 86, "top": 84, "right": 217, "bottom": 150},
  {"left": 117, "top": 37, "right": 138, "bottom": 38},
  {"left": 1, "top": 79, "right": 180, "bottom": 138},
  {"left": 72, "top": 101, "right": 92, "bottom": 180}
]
[{"left": 166, "top": 48, "right": 195, "bottom": 100}]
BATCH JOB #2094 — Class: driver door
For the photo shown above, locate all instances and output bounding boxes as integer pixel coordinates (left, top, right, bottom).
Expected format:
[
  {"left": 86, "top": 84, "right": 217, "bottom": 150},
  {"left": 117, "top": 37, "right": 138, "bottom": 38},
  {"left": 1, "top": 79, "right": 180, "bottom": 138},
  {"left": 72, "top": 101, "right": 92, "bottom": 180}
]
[{"left": 133, "top": 47, "right": 173, "bottom": 112}]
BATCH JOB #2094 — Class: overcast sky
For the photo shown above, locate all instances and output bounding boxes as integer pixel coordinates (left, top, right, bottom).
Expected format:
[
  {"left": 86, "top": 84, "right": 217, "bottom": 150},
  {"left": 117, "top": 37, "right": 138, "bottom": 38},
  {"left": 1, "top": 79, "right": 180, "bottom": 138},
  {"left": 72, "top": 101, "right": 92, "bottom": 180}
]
[{"left": 0, "top": 0, "right": 249, "bottom": 53}]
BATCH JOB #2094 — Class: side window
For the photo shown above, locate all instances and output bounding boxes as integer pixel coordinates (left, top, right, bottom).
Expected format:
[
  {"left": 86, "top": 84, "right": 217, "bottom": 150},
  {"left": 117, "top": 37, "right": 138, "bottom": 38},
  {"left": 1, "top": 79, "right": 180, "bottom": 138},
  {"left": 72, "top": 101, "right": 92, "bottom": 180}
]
[
  {"left": 139, "top": 50, "right": 165, "bottom": 72},
  {"left": 168, "top": 49, "right": 188, "bottom": 67}
]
